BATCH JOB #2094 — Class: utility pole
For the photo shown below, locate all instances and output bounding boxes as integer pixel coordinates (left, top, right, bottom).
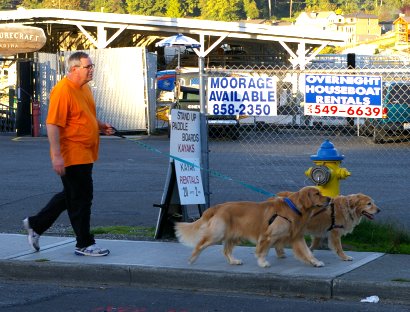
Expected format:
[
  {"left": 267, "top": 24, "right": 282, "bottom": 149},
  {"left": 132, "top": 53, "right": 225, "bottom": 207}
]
[{"left": 289, "top": 0, "right": 293, "bottom": 18}]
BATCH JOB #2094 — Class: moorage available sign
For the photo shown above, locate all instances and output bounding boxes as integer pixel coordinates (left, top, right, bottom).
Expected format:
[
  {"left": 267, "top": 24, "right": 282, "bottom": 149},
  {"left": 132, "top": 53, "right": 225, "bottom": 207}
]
[{"left": 0, "top": 24, "right": 46, "bottom": 56}]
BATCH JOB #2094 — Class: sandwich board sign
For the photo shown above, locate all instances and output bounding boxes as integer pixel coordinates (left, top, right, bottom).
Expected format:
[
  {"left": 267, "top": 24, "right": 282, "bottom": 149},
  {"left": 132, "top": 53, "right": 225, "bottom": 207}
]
[
  {"left": 155, "top": 109, "right": 204, "bottom": 239},
  {"left": 170, "top": 109, "right": 205, "bottom": 205}
]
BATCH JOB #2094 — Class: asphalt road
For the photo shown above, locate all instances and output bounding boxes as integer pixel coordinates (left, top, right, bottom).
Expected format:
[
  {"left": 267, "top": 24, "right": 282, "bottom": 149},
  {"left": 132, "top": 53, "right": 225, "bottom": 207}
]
[
  {"left": 0, "top": 280, "right": 408, "bottom": 312},
  {"left": 0, "top": 133, "right": 409, "bottom": 235}
]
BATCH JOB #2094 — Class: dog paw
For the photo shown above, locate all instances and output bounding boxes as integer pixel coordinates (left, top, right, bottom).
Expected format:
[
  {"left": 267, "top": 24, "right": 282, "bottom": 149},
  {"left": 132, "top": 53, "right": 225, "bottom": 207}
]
[
  {"left": 277, "top": 253, "right": 286, "bottom": 259},
  {"left": 257, "top": 259, "right": 271, "bottom": 268},
  {"left": 313, "top": 260, "right": 325, "bottom": 267},
  {"left": 342, "top": 255, "right": 353, "bottom": 261},
  {"left": 229, "top": 259, "right": 243, "bottom": 265}
]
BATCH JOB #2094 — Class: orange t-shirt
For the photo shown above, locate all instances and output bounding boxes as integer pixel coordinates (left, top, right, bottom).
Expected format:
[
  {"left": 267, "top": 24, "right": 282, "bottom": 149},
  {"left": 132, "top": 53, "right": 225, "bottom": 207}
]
[{"left": 46, "top": 77, "right": 99, "bottom": 167}]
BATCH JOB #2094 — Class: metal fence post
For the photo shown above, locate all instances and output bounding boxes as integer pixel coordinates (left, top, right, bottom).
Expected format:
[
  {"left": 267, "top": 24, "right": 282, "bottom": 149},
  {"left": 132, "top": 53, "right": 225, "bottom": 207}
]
[{"left": 199, "top": 56, "right": 210, "bottom": 210}]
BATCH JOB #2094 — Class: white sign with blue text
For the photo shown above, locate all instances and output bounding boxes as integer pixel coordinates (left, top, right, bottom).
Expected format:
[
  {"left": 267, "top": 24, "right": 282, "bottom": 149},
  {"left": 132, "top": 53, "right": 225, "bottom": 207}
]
[
  {"left": 170, "top": 109, "right": 205, "bottom": 205},
  {"left": 207, "top": 76, "right": 278, "bottom": 116},
  {"left": 304, "top": 74, "right": 383, "bottom": 118}
]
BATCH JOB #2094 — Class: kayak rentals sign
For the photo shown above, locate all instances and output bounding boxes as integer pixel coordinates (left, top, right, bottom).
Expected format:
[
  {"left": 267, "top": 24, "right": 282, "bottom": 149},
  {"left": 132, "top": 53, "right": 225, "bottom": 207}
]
[{"left": 0, "top": 24, "right": 46, "bottom": 56}]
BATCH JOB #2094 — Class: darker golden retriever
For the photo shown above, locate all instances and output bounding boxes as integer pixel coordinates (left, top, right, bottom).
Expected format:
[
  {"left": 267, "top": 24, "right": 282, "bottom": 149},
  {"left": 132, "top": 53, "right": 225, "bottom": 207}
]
[
  {"left": 275, "top": 191, "right": 380, "bottom": 261},
  {"left": 175, "top": 186, "right": 331, "bottom": 268}
]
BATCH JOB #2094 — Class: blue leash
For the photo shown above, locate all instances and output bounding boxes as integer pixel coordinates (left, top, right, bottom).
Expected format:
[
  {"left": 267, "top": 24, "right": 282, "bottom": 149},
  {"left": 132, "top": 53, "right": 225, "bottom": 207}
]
[{"left": 111, "top": 129, "right": 276, "bottom": 198}]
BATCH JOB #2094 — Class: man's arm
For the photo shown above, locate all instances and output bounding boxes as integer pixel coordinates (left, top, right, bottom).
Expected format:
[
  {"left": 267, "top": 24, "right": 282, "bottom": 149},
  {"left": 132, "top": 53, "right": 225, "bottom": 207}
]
[{"left": 46, "top": 123, "right": 65, "bottom": 176}]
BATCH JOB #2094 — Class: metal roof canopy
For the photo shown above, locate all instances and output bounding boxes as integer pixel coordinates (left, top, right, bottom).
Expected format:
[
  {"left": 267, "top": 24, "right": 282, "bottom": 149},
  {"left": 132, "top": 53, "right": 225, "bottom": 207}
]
[{"left": 0, "top": 9, "right": 346, "bottom": 68}]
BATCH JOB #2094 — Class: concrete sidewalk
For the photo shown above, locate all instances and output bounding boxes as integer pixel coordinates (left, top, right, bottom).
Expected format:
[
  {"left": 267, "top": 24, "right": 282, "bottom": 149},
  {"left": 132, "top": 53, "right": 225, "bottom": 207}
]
[{"left": 0, "top": 234, "right": 409, "bottom": 305}]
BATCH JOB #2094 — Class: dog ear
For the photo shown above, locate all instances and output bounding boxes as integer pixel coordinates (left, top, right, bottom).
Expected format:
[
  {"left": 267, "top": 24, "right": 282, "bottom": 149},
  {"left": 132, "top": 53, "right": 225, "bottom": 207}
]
[
  {"left": 334, "top": 195, "right": 351, "bottom": 209},
  {"left": 295, "top": 187, "right": 315, "bottom": 209},
  {"left": 346, "top": 193, "right": 366, "bottom": 209}
]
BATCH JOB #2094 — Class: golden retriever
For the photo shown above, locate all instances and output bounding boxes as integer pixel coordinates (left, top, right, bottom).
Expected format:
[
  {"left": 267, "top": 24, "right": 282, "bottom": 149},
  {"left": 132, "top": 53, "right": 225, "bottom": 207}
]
[
  {"left": 275, "top": 191, "right": 380, "bottom": 261},
  {"left": 174, "top": 186, "right": 331, "bottom": 268}
]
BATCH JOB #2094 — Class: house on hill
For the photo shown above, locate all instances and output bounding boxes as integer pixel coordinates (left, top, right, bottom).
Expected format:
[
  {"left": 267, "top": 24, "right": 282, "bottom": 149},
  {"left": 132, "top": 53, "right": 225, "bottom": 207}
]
[
  {"left": 295, "top": 11, "right": 381, "bottom": 45},
  {"left": 342, "top": 12, "right": 381, "bottom": 44},
  {"left": 295, "top": 11, "right": 341, "bottom": 32},
  {"left": 393, "top": 13, "right": 410, "bottom": 45}
]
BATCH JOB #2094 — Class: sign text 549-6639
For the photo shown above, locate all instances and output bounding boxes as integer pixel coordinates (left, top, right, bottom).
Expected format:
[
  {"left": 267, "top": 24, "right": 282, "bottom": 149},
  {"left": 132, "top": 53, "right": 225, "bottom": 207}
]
[{"left": 304, "top": 74, "right": 383, "bottom": 118}]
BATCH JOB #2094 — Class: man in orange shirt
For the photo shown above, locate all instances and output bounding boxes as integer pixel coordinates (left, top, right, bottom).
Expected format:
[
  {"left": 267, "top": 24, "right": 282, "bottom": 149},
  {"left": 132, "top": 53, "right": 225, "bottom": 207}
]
[{"left": 23, "top": 52, "right": 114, "bottom": 256}]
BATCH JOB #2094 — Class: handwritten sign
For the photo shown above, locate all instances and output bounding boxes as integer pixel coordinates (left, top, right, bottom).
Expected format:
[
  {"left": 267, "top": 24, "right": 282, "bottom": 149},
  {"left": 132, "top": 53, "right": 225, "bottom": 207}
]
[{"left": 170, "top": 109, "right": 205, "bottom": 205}]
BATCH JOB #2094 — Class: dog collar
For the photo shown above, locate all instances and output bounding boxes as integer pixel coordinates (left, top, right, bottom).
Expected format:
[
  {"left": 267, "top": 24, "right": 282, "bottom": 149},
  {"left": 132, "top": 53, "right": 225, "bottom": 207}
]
[{"left": 284, "top": 198, "right": 302, "bottom": 216}]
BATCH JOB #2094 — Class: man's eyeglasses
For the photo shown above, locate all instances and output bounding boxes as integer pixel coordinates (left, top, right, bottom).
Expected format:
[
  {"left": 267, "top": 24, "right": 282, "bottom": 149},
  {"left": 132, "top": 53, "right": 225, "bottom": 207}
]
[{"left": 76, "top": 64, "right": 95, "bottom": 70}]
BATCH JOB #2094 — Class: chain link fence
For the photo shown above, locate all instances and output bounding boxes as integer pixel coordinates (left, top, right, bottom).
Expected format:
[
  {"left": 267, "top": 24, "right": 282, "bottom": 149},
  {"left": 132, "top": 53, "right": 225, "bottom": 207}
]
[{"left": 202, "top": 56, "right": 410, "bottom": 229}]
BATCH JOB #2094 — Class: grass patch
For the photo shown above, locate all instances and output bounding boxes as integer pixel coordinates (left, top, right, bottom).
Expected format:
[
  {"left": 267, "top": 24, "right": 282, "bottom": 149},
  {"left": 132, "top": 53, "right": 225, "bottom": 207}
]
[
  {"left": 341, "top": 220, "right": 410, "bottom": 254},
  {"left": 91, "top": 225, "right": 156, "bottom": 238}
]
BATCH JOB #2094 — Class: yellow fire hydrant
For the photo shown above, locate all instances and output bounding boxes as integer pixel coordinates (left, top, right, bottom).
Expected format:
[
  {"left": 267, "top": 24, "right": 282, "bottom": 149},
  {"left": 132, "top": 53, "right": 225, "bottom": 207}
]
[{"left": 305, "top": 139, "right": 351, "bottom": 198}]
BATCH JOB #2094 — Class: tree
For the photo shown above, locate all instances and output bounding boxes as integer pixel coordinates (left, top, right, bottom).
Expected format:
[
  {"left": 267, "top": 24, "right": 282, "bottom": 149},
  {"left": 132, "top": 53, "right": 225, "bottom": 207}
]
[
  {"left": 0, "top": 0, "right": 14, "bottom": 9},
  {"left": 306, "top": 0, "right": 336, "bottom": 11},
  {"left": 243, "top": 0, "right": 260, "bottom": 19},
  {"left": 126, "top": 0, "right": 167, "bottom": 16},
  {"left": 41, "top": 0, "right": 81, "bottom": 9},
  {"left": 166, "top": 0, "right": 184, "bottom": 17},
  {"left": 199, "top": 0, "right": 242, "bottom": 21},
  {"left": 92, "top": 0, "right": 126, "bottom": 13}
]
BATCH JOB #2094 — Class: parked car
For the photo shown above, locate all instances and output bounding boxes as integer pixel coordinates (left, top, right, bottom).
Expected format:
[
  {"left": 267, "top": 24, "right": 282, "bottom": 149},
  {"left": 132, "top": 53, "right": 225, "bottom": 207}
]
[{"left": 362, "top": 81, "right": 410, "bottom": 143}]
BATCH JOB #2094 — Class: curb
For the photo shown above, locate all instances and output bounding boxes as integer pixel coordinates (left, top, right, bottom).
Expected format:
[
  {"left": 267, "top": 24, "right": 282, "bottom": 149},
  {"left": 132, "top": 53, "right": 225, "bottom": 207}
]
[
  {"left": 333, "top": 279, "right": 410, "bottom": 305},
  {"left": 1, "top": 260, "right": 409, "bottom": 304},
  {"left": 0, "top": 260, "right": 332, "bottom": 298}
]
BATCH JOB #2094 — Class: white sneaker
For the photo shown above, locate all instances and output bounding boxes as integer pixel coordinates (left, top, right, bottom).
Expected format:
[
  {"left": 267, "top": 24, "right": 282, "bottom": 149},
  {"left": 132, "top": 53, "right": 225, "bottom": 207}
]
[
  {"left": 22, "top": 218, "right": 40, "bottom": 252},
  {"left": 74, "top": 244, "right": 110, "bottom": 257}
]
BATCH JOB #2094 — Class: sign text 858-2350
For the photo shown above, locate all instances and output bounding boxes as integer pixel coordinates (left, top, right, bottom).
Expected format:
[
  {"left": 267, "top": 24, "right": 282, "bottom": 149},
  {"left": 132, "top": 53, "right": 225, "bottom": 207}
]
[{"left": 208, "top": 77, "right": 278, "bottom": 116}]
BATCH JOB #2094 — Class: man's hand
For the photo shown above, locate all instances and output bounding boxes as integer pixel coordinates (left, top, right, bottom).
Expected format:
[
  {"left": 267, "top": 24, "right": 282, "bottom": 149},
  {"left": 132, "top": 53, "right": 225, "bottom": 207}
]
[
  {"left": 46, "top": 123, "right": 65, "bottom": 176},
  {"left": 52, "top": 154, "right": 65, "bottom": 176},
  {"left": 99, "top": 122, "right": 115, "bottom": 136}
]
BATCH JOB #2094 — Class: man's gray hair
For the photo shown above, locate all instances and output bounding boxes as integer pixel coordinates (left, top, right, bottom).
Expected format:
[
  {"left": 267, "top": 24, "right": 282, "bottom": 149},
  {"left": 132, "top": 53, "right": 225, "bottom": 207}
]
[{"left": 67, "top": 52, "right": 90, "bottom": 72}]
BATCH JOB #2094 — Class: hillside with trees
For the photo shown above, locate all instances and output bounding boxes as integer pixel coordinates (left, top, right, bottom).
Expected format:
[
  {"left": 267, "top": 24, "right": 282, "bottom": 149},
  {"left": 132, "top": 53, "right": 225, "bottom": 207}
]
[{"left": 0, "top": 0, "right": 407, "bottom": 22}]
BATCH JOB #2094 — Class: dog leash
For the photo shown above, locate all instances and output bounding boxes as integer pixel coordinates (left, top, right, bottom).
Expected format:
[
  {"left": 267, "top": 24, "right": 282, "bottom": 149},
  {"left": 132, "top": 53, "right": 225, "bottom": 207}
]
[{"left": 110, "top": 128, "right": 276, "bottom": 198}]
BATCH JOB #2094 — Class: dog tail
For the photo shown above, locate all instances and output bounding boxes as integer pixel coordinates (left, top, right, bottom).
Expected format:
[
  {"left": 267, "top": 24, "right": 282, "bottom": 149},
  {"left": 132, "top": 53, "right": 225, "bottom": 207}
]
[{"left": 174, "top": 206, "right": 217, "bottom": 247}]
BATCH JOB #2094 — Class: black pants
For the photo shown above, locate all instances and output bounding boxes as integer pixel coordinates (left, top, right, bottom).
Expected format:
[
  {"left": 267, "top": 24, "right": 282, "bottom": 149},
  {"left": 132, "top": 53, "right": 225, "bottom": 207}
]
[{"left": 29, "top": 164, "right": 95, "bottom": 249}]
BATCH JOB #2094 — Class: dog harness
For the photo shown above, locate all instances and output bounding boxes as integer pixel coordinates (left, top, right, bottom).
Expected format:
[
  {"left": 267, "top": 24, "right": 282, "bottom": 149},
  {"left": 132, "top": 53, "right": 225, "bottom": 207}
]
[
  {"left": 268, "top": 214, "right": 291, "bottom": 225},
  {"left": 326, "top": 202, "right": 344, "bottom": 231},
  {"left": 268, "top": 197, "right": 302, "bottom": 225},
  {"left": 310, "top": 201, "right": 345, "bottom": 231}
]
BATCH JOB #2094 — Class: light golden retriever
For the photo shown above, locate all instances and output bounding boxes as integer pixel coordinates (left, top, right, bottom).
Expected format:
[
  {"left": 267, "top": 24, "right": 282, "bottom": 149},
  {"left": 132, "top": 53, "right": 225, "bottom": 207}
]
[
  {"left": 275, "top": 191, "right": 380, "bottom": 261},
  {"left": 174, "top": 186, "right": 331, "bottom": 268}
]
